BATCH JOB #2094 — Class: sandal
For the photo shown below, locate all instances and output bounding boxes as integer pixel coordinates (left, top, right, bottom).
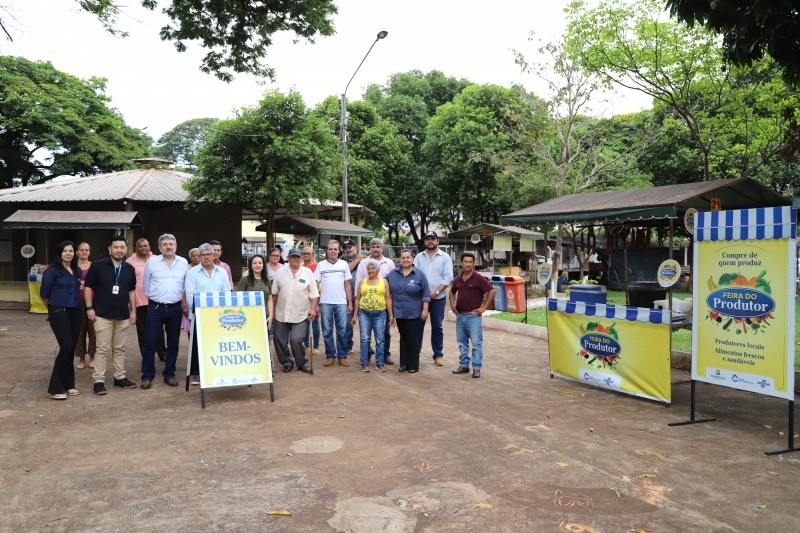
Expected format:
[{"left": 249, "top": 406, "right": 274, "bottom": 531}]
[
  {"left": 49, "top": 393, "right": 68, "bottom": 400},
  {"left": 67, "top": 389, "right": 80, "bottom": 396},
  {"left": 76, "top": 359, "right": 86, "bottom": 370},
  {"left": 88, "top": 358, "right": 95, "bottom": 369}
]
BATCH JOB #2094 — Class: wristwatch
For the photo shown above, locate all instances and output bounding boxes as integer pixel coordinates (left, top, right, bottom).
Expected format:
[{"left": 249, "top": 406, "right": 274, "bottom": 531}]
[
  {"left": 86, "top": 306, "right": 94, "bottom": 311},
  {"left": 435, "top": 290, "right": 440, "bottom": 296}
]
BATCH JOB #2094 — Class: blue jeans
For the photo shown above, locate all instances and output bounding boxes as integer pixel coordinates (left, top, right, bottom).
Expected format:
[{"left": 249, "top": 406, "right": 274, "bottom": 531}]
[
  {"left": 141, "top": 302, "right": 183, "bottom": 381},
  {"left": 358, "top": 309, "right": 386, "bottom": 365},
  {"left": 320, "top": 303, "right": 349, "bottom": 359},
  {"left": 456, "top": 314, "right": 484, "bottom": 369},
  {"left": 418, "top": 296, "right": 446, "bottom": 359},
  {"left": 304, "top": 314, "right": 320, "bottom": 349}
]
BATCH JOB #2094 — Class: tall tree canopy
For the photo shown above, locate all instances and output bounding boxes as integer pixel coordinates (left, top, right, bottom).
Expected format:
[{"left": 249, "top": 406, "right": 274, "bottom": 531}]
[
  {"left": 0, "top": 55, "right": 151, "bottom": 189},
  {"left": 2, "top": 1, "right": 337, "bottom": 82},
  {"left": 186, "top": 90, "right": 339, "bottom": 244},
  {"left": 666, "top": 0, "right": 800, "bottom": 85},
  {"left": 152, "top": 117, "right": 218, "bottom": 170}
]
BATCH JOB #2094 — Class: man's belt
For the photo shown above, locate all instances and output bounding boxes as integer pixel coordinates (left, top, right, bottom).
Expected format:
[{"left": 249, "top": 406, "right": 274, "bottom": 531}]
[{"left": 150, "top": 301, "right": 181, "bottom": 308}]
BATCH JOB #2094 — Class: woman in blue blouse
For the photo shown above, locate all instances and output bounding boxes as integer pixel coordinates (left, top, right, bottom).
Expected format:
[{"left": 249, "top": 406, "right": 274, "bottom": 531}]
[
  {"left": 387, "top": 249, "right": 430, "bottom": 373},
  {"left": 40, "top": 241, "right": 83, "bottom": 400}
]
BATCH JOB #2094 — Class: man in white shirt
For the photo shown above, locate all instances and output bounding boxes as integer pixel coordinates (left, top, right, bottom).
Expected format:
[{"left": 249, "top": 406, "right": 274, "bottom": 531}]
[
  {"left": 315, "top": 240, "right": 353, "bottom": 366},
  {"left": 141, "top": 233, "right": 190, "bottom": 389},
  {"left": 413, "top": 231, "right": 454, "bottom": 366},
  {"left": 269, "top": 248, "right": 319, "bottom": 373}
]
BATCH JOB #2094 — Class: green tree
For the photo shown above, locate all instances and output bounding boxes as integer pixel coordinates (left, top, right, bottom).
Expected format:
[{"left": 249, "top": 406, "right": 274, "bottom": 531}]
[
  {"left": 152, "top": 117, "right": 218, "bottom": 170},
  {"left": 666, "top": 0, "right": 800, "bottom": 84},
  {"left": 423, "top": 84, "right": 528, "bottom": 231},
  {"left": 0, "top": 55, "right": 151, "bottom": 189},
  {"left": 1, "top": 1, "right": 337, "bottom": 82},
  {"left": 186, "top": 90, "right": 339, "bottom": 247}
]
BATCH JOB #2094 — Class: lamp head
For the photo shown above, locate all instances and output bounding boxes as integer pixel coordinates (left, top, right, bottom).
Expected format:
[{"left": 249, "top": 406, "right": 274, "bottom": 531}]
[{"left": 377, "top": 31, "right": 388, "bottom": 40}]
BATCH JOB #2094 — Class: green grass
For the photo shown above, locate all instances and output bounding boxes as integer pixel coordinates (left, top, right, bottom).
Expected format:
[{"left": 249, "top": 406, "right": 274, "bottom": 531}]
[{"left": 490, "top": 290, "right": 799, "bottom": 370}]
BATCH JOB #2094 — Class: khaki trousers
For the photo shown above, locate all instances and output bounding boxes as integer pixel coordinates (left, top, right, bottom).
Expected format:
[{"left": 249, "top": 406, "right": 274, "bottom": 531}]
[{"left": 92, "top": 317, "right": 130, "bottom": 383}]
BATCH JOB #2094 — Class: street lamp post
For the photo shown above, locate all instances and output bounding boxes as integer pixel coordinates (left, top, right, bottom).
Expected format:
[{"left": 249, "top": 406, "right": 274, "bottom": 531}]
[{"left": 341, "top": 30, "right": 388, "bottom": 223}]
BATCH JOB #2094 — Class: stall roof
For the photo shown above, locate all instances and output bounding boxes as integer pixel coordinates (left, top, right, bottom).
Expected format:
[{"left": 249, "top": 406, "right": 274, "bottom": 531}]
[
  {"left": 254, "top": 216, "right": 375, "bottom": 237},
  {"left": 502, "top": 177, "right": 790, "bottom": 225},
  {"left": 448, "top": 223, "right": 544, "bottom": 239},
  {"left": 242, "top": 199, "right": 375, "bottom": 220},
  {"left": 2, "top": 210, "right": 145, "bottom": 229}
]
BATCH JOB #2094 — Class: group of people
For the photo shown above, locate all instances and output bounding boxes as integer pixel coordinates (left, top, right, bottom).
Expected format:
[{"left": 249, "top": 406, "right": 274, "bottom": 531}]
[{"left": 40, "top": 230, "right": 496, "bottom": 400}]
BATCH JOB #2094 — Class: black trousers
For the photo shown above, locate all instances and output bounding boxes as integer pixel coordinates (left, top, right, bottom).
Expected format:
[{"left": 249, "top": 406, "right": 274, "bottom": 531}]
[
  {"left": 47, "top": 305, "right": 81, "bottom": 394},
  {"left": 395, "top": 317, "right": 421, "bottom": 371},
  {"left": 136, "top": 306, "right": 166, "bottom": 359}
]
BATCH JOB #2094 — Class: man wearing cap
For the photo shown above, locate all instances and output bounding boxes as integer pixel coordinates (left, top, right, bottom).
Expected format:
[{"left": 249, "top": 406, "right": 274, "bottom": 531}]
[
  {"left": 413, "top": 230, "right": 454, "bottom": 366},
  {"left": 269, "top": 247, "right": 319, "bottom": 373},
  {"left": 341, "top": 239, "right": 363, "bottom": 354},
  {"left": 354, "top": 238, "right": 396, "bottom": 364},
  {"left": 449, "top": 252, "right": 495, "bottom": 379}
]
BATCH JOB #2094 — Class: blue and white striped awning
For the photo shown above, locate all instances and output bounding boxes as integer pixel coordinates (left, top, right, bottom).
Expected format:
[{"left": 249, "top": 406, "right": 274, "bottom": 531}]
[
  {"left": 194, "top": 291, "right": 264, "bottom": 308},
  {"left": 695, "top": 207, "right": 796, "bottom": 242},
  {"left": 547, "top": 298, "right": 670, "bottom": 324}
]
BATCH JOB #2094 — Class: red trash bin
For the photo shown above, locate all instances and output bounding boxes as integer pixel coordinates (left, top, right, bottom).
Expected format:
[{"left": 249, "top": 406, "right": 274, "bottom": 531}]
[{"left": 504, "top": 276, "right": 526, "bottom": 313}]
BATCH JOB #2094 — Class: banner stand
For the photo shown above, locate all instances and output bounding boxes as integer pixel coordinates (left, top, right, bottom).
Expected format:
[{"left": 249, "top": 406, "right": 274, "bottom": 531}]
[
  {"left": 765, "top": 400, "right": 799, "bottom": 455},
  {"left": 667, "top": 380, "right": 716, "bottom": 427}
]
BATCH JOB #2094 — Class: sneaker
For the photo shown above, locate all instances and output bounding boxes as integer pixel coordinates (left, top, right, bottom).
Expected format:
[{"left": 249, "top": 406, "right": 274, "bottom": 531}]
[
  {"left": 383, "top": 357, "right": 395, "bottom": 365},
  {"left": 338, "top": 358, "right": 350, "bottom": 367},
  {"left": 282, "top": 362, "right": 294, "bottom": 373},
  {"left": 299, "top": 364, "right": 311, "bottom": 373},
  {"left": 312, "top": 348, "right": 320, "bottom": 355},
  {"left": 324, "top": 358, "right": 335, "bottom": 366},
  {"left": 113, "top": 377, "right": 137, "bottom": 389},
  {"left": 434, "top": 357, "right": 444, "bottom": 366},
  {"left": 361, "top": 363, "right": 370, "bottom": 372},
  {"left": 190, "top": 375, "right": 200, "bottom": 385},
  {"left": 93, "top": 382, "right": 107, "bottom": 395},
  {"left": 376, "top": 364, "right": 386, "bottom": 372}
]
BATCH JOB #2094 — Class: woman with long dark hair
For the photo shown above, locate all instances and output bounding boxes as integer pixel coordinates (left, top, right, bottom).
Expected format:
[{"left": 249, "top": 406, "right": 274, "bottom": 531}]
[{"left": 40, "top": 241, "right": 83, "bottom": 399}]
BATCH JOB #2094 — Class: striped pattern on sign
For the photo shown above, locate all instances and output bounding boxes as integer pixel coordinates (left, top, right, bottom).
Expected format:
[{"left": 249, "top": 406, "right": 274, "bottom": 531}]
[
  {"left": 547, "top": 298, "right": 670, "bottom": 324},
  {"left": 194, "top": 291, "right": 264, "bottom": 308},
  {"left": 695, "top": 206, "right": 796, "bottom": 242}
]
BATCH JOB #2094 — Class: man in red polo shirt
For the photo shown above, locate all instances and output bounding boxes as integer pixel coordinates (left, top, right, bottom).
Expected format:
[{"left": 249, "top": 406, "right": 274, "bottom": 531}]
[{"left": 449, "top": 252, "right": 495, "bottom": 379}]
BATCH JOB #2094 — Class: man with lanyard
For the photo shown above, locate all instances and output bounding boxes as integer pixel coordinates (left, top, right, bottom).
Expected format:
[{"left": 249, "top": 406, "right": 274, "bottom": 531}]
[
  {"left": 84, "top": 235, "right": 138, "bottom": 395},
  {"left": 269, "top": 247, "right": 319, "bottom": 373},
  {"left": 128, "top": 238, "right": 167, "bottom": 363},
  {"left": 413, "top": 230, "right": 454, "bottom": 366},
  {"left": 141, "top": 233, "right": 189, "bottom": 389},
  {"left": 341, "top": 239, "right": 363, "bottom": 354},
  {"left": 354, "top": 238, "right": 395, "bottom": 364},
  {"left": 184, "top": 243, "right": 231, "bottom": 382},
  {"left": 449, "top": 252, "right": 495, "bottom": 379},
  {"left": 315, "top": 240, "right": 353, "bottom": 366}
]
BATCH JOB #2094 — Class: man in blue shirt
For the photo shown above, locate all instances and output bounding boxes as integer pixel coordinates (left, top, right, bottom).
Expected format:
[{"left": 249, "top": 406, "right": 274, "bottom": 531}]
[
  {"left": 141, "top": 233, "right": 189, "bottom": 389},
  {"left": 184, "top": 243, "right": 232, "bottom": 382},
  {"left": 84, "top": 235, "right": 138, "bottom": 395},
  {"left": 413, "top": 231, "right": 454, "bottom": 366}
]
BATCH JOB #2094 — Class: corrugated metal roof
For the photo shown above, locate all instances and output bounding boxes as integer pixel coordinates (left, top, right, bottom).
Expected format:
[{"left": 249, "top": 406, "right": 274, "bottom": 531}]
[
  {"left": 448, "top": 223, "right": 544, "bottom": 239},
  {"left": 255, "top": 216, "right": 375, "bottom": 237},
  {"left": 502, "top": 177, "right": 790, "bottom": 225},
  {"left": 0, "top": 168, "right": 192, "bottom": 203},
  {"left": 3, "top": 210, "right": 144, "bottom": 229}
]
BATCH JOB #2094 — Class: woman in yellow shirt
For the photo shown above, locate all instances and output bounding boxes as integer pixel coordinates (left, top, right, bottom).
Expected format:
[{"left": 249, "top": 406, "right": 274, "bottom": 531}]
[{"left": 352, "top": 259, "right": 393, "bottom": 372}]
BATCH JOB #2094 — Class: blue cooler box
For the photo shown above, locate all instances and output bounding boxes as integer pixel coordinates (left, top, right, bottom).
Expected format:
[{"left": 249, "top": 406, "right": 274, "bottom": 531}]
[{"left": 568, "top": 284, "right": 607, "bottom": 304}]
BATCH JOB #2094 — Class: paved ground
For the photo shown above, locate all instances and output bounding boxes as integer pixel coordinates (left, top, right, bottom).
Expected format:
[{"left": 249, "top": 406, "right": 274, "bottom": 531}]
[{"left": 1, "top": 308, "right": 798, "bottom": 533}]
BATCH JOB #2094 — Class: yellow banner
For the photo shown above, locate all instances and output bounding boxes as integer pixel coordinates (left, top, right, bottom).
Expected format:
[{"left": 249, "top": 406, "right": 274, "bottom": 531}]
[
  {"left": 493, "top": 235, "right": 512, "bottom": 251},
  {"left": 693, "top": 238, "right": 793, "bottom": 399},
  {"left": 196, "top": 304, "right": 273, "bottom": 388},
  {"left": 547, "top": 308, "right": 671, "bottom": 403}
]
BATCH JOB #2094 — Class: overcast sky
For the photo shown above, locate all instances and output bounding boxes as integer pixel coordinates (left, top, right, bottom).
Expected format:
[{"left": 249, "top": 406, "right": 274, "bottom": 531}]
[{"left": 4, "top": 0, "right": 653, "bottom": 141}]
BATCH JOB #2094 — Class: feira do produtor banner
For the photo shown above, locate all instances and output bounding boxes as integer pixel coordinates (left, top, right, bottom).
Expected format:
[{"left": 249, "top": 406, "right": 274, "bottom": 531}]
[
  {"left": 193, "top": 291, "right": 273, "bottom": 389},
  {"left": 693, "top": 207, "right": 796, "bottom": 400},
  {"left": 547, "top": 299, "right": 672, "bottom": 403}
]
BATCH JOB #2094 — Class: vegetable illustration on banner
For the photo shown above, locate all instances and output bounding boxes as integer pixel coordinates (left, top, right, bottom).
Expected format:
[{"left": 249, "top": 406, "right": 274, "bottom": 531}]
[{"left": 578, "top": 321, "right": 621, "bottom": 368}]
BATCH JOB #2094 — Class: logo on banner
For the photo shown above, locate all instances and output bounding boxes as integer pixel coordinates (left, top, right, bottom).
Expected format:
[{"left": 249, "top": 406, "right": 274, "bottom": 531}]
[
  {"left": 578, "top": 322, "right": 622, "bottom": 369},
  {"left": 218, "top": 308, "right": 247, "bottom": 331},
  {"left": 705, "top": 271, "right": 775, "bottom": 334}
]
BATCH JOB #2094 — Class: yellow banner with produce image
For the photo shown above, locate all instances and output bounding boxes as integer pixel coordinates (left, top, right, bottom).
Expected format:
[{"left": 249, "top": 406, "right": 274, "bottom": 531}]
[
  {"left": 194, "top": 291, "right": 273, "bottom": 389},
  {"left": 547, "top": 299, "right": 672, "bottom": 403},
  {"left": 692, "top": 207, "right": 796, "bottom": 400}
]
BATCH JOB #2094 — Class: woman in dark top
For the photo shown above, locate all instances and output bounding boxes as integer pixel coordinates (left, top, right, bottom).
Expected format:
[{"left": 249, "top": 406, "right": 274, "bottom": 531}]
[
  {"left": 387, "top": 249, "right": 430, "bottom": 373},
  {"left": 40, "top": 241, "right": 83, "bottom": 400},
  {"left": 237, "top": 254, "right": 273, "bottom": 318}
]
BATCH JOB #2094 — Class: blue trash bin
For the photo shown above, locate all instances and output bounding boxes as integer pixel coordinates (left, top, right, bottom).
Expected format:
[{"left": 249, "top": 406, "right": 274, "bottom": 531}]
[
  {"left": 568, "top": 284, "right": 607, "bottom": 304},
  {"left": 491, "top": 275, "right": 508, "bottom": 311}
]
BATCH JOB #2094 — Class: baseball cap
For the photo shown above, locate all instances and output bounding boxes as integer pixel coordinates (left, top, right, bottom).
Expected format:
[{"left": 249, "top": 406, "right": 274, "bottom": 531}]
[
  {"left": 342, "top": 239, "right": 356, "bottom": 248},
  {"left": 287, "top": 247, "right": 302, "bottom": 257},
  {"left": 424, "top": 230, "right": 438, "bottom": 239}
]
